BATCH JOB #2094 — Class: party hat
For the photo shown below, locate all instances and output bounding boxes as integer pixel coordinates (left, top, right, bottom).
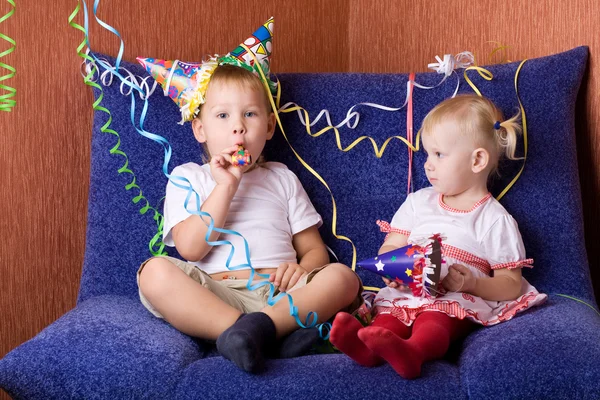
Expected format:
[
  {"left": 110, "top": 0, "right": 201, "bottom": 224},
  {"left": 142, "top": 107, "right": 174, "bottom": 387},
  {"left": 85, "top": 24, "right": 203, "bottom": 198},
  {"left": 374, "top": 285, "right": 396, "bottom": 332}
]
[
  {"left": 137, "top": 17, "right": 276, "bottom": 124},
  {"left": 358, "top": 234, "right": 445, "bottom": 297}
]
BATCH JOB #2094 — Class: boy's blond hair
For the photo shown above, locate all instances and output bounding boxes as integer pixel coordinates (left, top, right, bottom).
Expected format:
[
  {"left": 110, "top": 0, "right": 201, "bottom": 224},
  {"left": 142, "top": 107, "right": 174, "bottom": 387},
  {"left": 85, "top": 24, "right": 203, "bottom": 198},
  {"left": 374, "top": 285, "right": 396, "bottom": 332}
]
[
  {"left": 419, "top": 94, "right": 522, "bottom": 175},
  {"left": 195, "top": 64, "right": 274, "bottom": 164}
]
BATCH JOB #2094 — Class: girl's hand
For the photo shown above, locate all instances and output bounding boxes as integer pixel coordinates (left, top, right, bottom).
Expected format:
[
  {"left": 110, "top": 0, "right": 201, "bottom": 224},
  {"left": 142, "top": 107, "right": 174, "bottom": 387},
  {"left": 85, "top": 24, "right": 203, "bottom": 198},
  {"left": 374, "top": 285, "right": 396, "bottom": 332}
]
[
  {"left": 382, "top": 277, "right": 403, "bottom": 289},
  {"left": 209, "top": 145, "right": 249, "bottom": 187},
  {"left": 269, "top": 262, "right": 308, "bottom": 292},
  {"left": 442, "top": 264, "right": 476, "bottom": 293}
]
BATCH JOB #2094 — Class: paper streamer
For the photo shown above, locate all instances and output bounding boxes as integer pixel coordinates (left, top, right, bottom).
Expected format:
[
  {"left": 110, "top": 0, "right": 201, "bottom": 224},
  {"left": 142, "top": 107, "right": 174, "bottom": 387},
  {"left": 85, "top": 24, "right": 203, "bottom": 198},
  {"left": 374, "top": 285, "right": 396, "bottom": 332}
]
[{"left": 68, "top": 3, "right": 166, "bottom": 256}]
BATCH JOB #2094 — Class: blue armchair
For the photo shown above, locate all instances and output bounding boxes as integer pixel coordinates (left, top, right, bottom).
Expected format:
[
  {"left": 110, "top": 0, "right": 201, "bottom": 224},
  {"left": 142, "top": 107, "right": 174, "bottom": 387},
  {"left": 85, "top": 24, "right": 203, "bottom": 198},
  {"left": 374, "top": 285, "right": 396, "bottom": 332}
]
[{"left": 1, "top": 46, "right": 599, "bottom": 399}]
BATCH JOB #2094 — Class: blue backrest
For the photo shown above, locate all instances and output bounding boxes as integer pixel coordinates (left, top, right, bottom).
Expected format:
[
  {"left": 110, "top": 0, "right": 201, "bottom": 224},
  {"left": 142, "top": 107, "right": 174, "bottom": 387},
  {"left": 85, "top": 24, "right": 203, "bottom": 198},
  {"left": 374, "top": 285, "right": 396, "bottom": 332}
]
[{"left": 80, "top": 47, "right": 594, "bottom": 306}]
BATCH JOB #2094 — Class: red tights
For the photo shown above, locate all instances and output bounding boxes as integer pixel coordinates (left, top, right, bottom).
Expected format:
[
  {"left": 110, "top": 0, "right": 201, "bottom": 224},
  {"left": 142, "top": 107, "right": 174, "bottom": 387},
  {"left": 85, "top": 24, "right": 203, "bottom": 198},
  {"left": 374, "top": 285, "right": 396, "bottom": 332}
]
[{"left": 329, "top": 311, "right": 474, "bottom": 379}]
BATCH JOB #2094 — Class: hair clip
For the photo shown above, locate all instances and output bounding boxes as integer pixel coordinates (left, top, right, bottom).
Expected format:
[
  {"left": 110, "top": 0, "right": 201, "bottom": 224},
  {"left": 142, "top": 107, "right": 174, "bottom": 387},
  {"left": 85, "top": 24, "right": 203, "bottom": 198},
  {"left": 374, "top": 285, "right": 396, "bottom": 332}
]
[{"left": 494, "top": 121, "right": 501, "bottom": 130}]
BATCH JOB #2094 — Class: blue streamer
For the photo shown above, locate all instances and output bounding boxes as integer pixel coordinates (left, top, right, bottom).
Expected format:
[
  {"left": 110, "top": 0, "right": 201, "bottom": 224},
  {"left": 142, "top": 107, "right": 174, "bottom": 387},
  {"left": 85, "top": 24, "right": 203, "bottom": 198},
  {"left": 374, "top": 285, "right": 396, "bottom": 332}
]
[{"left": 81, "top": 0, "right": 329, "bottom": 335}]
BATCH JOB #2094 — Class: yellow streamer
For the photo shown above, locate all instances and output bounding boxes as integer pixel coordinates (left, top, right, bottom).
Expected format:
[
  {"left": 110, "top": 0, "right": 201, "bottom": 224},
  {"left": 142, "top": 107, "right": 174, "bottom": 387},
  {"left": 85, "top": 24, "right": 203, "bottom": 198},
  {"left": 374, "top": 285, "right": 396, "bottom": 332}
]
[
  {"left": 486, "top": 41, "right": 512, "bottom": 64},
  {"left": 463, "top": 60, "right": 529, "bottom": 201},
  {"left": 242, "top": 44, "right": 387, "bottom": 290},
  {"left": 463, "top": 66, "right": 494, "bottom": 96},
  {"left": 0, "top": 0, "right": 16, "bottom": 112},
  {"left": 496, "top": 60, "right": 528, "bottom": 201},
  {"left": 240, "top": 45, "right": 529, "bottom": 292}
]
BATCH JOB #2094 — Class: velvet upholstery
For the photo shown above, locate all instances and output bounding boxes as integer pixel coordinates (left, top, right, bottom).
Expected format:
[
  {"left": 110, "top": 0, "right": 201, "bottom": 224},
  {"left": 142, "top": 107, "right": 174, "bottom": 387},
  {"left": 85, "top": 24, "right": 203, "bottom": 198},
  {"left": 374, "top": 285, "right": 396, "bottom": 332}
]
[{"left": 1, "top": 46, "right": 598, "bottom": 399}]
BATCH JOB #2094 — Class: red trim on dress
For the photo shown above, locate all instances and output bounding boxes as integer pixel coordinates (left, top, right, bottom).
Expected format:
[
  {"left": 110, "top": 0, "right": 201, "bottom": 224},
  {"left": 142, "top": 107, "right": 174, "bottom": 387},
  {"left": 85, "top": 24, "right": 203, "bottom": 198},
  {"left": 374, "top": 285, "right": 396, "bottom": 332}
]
[
  {"left": 442, "top": 244, "right": 491, "bottom": 275},
  {"left": 376, "top": 220, "right": 410, "bottom": 241},
  {"left": 373, "top": 291, "right": 543, "bottom": 326},
  {"left": 438, "top": 193, "right": 492, "bottom": 214},
  {"left": 492, "top": 259, "right": 534, "bottom": 270}
]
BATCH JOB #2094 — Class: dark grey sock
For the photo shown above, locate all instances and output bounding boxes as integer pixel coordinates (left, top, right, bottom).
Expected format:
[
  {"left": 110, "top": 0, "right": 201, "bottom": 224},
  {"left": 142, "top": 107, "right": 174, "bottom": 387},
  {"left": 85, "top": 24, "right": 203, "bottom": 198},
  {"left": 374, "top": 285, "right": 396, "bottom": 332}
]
[
  {"left": 216, "top": 312, "right": 276, "bottom": 373},
  {"left": 276, "top": 327, "right": 321, "bottom": 358}
]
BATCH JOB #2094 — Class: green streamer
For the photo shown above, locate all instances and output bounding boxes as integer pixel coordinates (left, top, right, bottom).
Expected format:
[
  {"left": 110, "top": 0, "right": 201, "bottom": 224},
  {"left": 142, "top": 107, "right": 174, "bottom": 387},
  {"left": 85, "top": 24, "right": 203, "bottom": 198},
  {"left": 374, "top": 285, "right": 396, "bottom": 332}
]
[
  {"left": 68, "top": 3, "right": 166, "bottom": 256},
  {"left": 0, "top": 0, "right": 16, "bottom": 112}
]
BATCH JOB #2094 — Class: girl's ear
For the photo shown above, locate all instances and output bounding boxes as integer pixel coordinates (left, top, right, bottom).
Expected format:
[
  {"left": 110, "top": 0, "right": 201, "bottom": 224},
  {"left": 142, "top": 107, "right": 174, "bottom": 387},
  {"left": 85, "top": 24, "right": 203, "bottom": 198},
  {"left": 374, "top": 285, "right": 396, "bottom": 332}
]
[
  {"left": 471, "top": 148, "right": 490, "bottom": 174},
  {"left": 192, "top": 118, "right": 207, "bottom": 143},
  {"left": 266, "top": 112, "right": 276, "bottom": 140}
]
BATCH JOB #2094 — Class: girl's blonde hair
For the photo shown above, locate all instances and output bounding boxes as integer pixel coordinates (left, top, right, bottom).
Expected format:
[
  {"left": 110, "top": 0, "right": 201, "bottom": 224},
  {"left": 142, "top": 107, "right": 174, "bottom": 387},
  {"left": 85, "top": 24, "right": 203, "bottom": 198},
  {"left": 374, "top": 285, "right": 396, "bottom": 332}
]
[
  {"left": 419, "top": 94, "right": 522, "bottom": 174},
  {"left": 194, "top": 64, "right": 273, "bottom": 165}
]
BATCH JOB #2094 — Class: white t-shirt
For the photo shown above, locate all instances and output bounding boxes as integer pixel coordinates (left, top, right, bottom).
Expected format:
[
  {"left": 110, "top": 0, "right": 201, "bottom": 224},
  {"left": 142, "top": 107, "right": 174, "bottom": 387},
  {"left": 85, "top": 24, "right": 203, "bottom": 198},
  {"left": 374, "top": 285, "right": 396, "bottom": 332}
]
[{"left": 163, "top": 161, "right": 322, "bottom": 274}]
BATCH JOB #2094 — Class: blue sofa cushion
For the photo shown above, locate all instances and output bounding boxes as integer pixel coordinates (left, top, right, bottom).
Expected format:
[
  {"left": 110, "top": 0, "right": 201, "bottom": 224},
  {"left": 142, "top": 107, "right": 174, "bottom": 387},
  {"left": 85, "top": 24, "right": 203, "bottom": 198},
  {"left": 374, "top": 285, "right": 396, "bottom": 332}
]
[{"left": 79, "top": 46, "right": 592, "bottom": 299}]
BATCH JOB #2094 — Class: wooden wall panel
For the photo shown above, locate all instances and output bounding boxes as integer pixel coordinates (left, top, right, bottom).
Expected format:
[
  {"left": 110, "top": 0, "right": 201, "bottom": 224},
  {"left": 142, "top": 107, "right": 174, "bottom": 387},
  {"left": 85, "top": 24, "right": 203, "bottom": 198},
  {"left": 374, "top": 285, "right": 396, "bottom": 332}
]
[
  {"left": 1, "top": 3, "right": 599, "bottom": 397},
  {"left": 85, "top": 0, "right": 349, "bottom": 72}
]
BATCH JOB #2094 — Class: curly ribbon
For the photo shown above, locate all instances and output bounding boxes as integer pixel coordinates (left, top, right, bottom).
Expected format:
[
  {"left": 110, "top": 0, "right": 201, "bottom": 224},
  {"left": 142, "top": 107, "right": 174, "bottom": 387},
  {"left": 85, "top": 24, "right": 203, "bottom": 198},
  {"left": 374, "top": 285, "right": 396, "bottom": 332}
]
[
  {"left": 77, "top": 0, "right": 324, "bottom": 334},
  {"left": 0, "top": 0, "right": 16, "bottom": 112},
  {"left": 273, "top": 53, "right": 534, "bottom": 297},
  {"left": 68, "top": 3, "right": 166, "bottom": 256},
  {"left": 486, "top": 41, "right": 512, "bottom": 64},
  {"left": 276, "top": 52, "right": 478, "bottom": 158},
  {"left": 83, "top": 54, "right": 160, "bottom": 100},
  {"left": 244, "top": 45, "right": 383, "bottom": 297}
]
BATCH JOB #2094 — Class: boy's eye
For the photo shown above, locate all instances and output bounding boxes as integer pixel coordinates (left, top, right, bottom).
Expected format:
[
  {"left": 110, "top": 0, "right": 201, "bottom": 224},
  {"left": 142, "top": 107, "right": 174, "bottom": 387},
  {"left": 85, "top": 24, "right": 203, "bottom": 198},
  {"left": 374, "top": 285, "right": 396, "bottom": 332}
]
[
  {"left": 217, "top": 113, "right": 228, "bottom": 119},
  {"left": 245, "top": 111, "right": 256, "bottom": 117},
  {"left": 436, "top": 152, "right": 443, "bottom": 158}
]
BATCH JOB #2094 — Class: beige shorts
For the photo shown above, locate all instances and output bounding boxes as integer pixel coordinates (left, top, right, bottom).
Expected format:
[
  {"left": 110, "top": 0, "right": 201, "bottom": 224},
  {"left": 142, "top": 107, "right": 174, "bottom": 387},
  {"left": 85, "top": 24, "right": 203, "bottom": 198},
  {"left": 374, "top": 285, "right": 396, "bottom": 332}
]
[{"left": 137, "top": 256, "right": 363, "bottom": 319}]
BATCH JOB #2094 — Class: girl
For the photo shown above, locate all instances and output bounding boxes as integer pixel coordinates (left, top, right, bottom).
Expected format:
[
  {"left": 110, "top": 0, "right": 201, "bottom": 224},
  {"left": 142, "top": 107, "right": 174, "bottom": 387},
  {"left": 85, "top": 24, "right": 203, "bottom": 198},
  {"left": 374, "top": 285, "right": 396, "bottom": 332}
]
[{"left": 329, "top": 94, "right": 547, "bottom": 379}]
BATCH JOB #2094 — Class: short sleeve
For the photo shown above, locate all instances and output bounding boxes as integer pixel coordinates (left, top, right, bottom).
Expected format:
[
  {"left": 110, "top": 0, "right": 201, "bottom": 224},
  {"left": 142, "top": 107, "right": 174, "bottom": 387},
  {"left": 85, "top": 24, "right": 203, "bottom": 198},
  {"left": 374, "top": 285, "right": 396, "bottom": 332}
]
[
  {"left": 285, "top": 170, "right": 322, "bottom": 235},
  {"left": 162, "top": 164, "right": 209, "bottom": 246},
  {"left": 389, "top": 193, "right": 416, "bottom": 236},
  {"left": 482, "top": 215, "right": 534, "bottom": 270}
]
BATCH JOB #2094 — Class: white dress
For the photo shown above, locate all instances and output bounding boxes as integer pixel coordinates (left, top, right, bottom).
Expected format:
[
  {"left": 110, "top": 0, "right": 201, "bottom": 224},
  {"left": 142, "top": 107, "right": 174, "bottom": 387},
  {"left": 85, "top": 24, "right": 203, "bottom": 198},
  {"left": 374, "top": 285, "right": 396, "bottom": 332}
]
[{"left": 373, "top": 187, "right": 547, "bottom": 326}]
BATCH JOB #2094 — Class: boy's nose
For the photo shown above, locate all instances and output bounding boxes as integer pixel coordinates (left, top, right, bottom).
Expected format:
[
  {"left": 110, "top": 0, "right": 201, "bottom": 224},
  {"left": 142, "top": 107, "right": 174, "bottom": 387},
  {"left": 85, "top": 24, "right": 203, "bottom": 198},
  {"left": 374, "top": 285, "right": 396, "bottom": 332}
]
[
  {"left": 424, "top": 159, "right": 434, "bottom": 171},
  {"left": 233, "top": 121, "right": 246, "bottom": 134},
  {"left": 233, "top": 127, "right": 245, "bottom": 134}
]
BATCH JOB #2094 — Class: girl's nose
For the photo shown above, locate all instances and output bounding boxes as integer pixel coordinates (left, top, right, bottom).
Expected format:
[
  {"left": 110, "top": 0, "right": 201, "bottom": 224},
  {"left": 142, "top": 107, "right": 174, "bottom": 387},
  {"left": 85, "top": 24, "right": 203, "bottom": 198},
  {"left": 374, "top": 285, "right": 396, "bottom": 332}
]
[{"left": 424, "top": 159, "right": 433, "bottom": 171}]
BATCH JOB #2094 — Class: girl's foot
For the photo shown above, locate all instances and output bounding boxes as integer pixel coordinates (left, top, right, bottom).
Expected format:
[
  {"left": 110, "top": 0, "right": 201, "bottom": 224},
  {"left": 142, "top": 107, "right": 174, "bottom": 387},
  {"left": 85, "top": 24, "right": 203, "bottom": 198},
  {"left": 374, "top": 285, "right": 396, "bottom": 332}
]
[{"left": 329, "top": 312, "right": 383, "bottom": 367}]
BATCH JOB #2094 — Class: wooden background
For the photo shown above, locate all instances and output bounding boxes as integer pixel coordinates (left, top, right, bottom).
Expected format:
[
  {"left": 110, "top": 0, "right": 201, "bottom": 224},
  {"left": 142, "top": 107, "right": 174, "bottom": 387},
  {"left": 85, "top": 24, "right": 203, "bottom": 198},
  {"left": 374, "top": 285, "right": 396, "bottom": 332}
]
[{"left": 1, "top": 0, "right": 599, "bottom": 395}]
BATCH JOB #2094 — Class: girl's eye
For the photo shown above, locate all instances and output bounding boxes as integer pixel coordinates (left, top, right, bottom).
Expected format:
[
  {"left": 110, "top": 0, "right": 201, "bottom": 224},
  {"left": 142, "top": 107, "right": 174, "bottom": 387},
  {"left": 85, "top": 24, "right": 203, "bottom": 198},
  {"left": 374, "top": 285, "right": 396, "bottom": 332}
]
[
  {"left": 436, "top": 152, "right": 443, "bottom": 158},
  {"left": 217, "top": 113, "right": 227, "bottom": 119},
  {"left": 245, "top": 111, "right": 256, "bottom": 117}
]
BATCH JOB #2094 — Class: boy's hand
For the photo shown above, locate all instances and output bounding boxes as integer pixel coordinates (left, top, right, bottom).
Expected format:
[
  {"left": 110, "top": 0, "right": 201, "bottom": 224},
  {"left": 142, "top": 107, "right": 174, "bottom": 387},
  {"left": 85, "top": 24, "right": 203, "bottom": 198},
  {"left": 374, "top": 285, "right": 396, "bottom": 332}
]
[
  {"left": 209, "top": 145, "right": 250, "bottom": 187},
  {"left": 442, "top": 264, "right": 476, "bottom": 293},
  {"left": 269, "top": 262, "right": 308, "bottom": 292}
]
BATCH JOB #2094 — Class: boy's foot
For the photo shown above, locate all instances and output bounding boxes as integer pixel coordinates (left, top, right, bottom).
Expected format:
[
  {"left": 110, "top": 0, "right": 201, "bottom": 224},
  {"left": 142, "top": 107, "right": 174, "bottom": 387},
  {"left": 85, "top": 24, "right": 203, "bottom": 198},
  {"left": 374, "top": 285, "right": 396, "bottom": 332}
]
[
  {"left": 329, "top": 312, "right": 383, "bottom": 367},
  {"left": 276, "top": 326, "right": 320, "bottom": 358},
  {"left": 216, "top": 312, "right": 276, "bottom": 373},
  {"left": 358, "top": 326, "right": 423, "bottom": 379}
]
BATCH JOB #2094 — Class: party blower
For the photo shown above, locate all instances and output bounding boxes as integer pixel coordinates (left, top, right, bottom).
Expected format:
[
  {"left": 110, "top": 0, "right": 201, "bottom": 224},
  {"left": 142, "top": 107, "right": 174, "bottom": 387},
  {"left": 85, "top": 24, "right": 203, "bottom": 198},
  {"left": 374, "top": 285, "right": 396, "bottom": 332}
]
[{"left": 358, "top": 234, "right": 445, "bottom": 297}]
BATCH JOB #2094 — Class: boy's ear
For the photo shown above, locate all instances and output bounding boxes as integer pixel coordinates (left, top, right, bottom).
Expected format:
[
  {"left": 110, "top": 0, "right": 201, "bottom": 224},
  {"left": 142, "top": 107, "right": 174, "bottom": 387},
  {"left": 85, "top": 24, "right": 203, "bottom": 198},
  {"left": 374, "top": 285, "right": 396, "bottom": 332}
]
[
  {"left": 471, "top": 148, "right": 489, "bottom": 174},
  {"left": 266, "top": 112, "right": 276, "bottom": 140},
  {"left": 192, "top": 118, "right": 207, "bottom": 143}
]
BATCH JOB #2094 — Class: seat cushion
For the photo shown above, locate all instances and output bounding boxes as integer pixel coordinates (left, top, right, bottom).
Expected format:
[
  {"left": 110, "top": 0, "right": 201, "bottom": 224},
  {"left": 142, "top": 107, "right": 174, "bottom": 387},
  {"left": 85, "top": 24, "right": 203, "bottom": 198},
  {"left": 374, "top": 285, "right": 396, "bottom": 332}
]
[
  {"left": 0, "top": 296, "right": 208, "bottom": 399},
  {"left": 0, "top": 296, "right": 465, "bottom": 399},
  {"left": 459, "top": 296, "right": 600, "bottom": 399}
]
